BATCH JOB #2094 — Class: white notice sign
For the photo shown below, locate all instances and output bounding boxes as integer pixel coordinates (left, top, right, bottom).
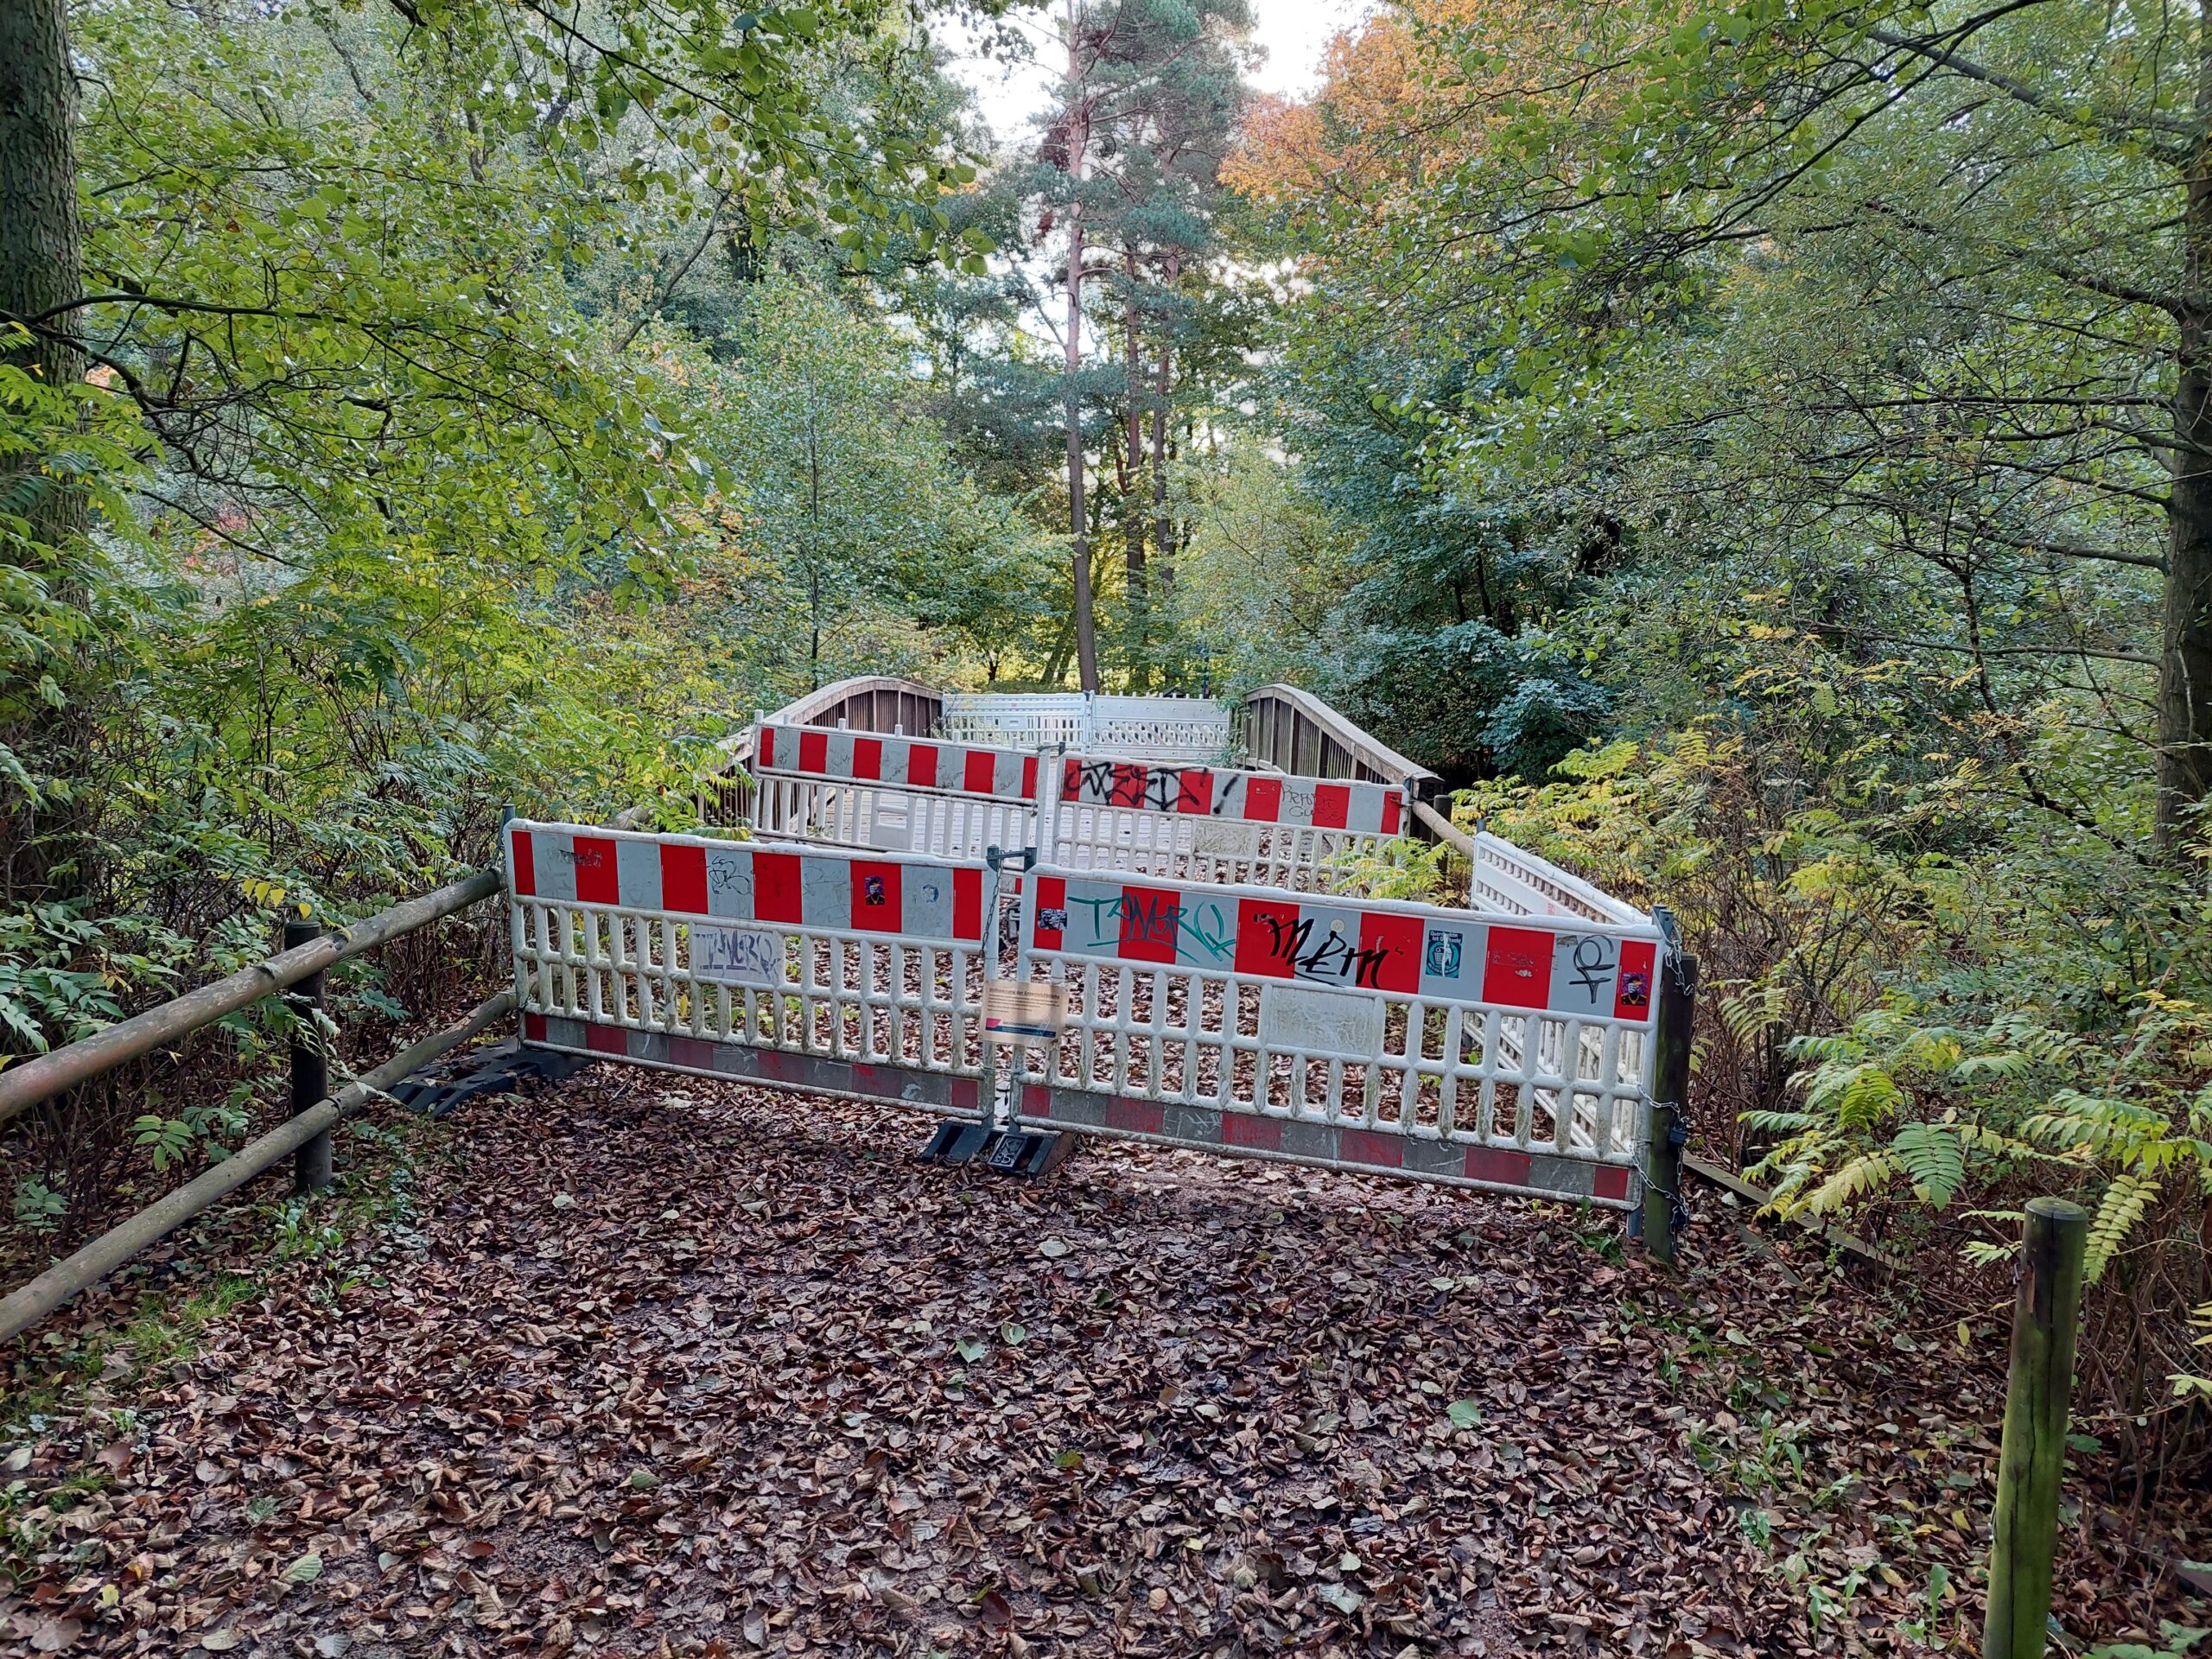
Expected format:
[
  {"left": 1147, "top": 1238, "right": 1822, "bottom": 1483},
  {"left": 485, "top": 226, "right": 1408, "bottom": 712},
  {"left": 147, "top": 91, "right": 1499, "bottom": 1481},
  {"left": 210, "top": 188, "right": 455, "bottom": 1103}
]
[{"left": 1257, "top": 982, "right": 1383, "bottom": 1061}]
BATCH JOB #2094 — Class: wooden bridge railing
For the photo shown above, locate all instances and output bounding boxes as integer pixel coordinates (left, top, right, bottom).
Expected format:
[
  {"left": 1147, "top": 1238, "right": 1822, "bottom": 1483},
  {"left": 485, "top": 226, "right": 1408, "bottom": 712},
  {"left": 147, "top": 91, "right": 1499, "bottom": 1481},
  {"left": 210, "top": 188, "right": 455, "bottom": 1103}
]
[
  {"left": 1238, "top": 683, "right": 1441, "bottom": 798},
  {"left": 703, "top": 676, "right": 944, "bottom": 824}
]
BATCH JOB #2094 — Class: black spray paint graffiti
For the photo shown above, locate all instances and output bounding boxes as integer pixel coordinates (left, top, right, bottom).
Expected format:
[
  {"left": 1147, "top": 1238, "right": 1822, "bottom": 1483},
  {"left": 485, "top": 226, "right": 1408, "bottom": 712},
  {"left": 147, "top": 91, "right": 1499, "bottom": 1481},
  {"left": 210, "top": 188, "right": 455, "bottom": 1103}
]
[
  {"left": 1071, "top": 760, "right": 1250, "bottom": 817},
  {"left": 1068, "top": 891, "right": 1236, "bottom": 963},
  {"left": 1255, "top": 912, "right": 1398, "bottom": 990}
]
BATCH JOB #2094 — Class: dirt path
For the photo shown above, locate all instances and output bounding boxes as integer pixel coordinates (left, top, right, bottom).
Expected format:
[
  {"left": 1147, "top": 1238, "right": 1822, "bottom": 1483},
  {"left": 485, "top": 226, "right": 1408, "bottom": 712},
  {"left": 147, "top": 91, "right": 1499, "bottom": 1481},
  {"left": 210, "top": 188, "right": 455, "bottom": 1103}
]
[{"left": 3, "top": 1067, "right": 2175, "bottom": 1657}]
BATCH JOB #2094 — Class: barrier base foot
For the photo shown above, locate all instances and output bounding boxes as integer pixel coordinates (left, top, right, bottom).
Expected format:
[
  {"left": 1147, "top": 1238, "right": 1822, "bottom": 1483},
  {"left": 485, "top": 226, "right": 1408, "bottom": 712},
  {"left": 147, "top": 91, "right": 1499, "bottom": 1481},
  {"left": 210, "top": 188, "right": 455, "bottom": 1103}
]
[
  {"left": 920, "top": 1122, "right": 995, "bottom": 1165},
  {"left": 918, "top": 1125, "right": 1073, "bottom": 1178},
  {"left": 983, "top": 1130, "right": 1073, "bottom": 1178}
]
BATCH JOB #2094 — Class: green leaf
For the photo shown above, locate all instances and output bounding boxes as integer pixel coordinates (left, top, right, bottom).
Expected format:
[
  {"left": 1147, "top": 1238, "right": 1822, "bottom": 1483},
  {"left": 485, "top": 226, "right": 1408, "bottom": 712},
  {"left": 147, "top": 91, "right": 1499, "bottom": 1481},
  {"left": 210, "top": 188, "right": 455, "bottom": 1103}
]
[{"left": 1446, "top": 1400, "right": 1483, "bottom": 1429}]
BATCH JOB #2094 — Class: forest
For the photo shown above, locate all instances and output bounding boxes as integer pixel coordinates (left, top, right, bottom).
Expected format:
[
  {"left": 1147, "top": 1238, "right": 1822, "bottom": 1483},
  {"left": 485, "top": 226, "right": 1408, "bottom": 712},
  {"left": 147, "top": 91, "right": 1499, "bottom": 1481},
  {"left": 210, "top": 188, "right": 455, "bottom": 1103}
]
[{"left": 4, "top": 0, "right": 2212, "bottom": 1647}]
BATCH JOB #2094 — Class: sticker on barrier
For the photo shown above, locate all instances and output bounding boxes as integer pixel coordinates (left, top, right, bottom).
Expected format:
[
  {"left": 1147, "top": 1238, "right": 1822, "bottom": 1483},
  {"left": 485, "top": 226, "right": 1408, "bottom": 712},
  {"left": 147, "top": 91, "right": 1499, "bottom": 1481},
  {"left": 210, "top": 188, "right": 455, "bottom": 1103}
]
[
  {"left": 505, "top": 820, "right": 1001, "bottom": 1115},
  {"left": 1006, "top": 867, "right": 1663, "bottom": 1208}
]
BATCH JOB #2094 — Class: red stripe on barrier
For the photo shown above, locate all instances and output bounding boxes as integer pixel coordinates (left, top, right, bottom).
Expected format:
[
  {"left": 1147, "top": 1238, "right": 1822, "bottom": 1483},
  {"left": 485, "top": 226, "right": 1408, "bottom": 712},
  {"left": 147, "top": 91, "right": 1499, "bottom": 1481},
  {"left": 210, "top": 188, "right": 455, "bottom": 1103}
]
[
  {"left": 1313, "top": 783, "right": 1351, "bottom": 830},
  {"left": 1233, "top": 896, "right": 1301, "bottom": 977},
  {"left": 1022, "top": 755, "right": 1039, "bottom": 798},
  {"left": 1178, "top": 767, "right": 1213, "bottom": 816},
  {"left": 585, "top": 1022, "right": 628, "bottom": 1055},
  {"left": 1381, "top": 791, "right": 1402, "bottom": 835},
  {"left": 572, "top": 836, "right": 620, "bottom": 906},
  {"left": 1244, "top": 776, "right": 1282, "bottom": 822},
  {"left": 953, "top": 866, "right": 983, "bottom": 941},
  {"left": 1614, "top": 939, "right": 1657, "bottom": 1021},
  {"left": 1465, "top": 1146, "right": 1533, "bottom": 1186},
  {"left": 661, "top": 843, "right": 709, "bottom": 914},
  {"left": 963, "top": 749, "right": 995, "bottom": 795},
  {"left": 1116, "top": 885, "right": 1180, "bottom": 963},
  {"left": 1221, "top": 1111, "right": 1283, "bottom": 1150},
  {"left": 851, "top": 861, "right": 902, "bottom": 932},
  {"left": 1105, "top": 1098, "right": 1165, "bottom": 1134},
  {"left": 671, "top": 1035, "right": 715, "bottom": 1070},
  {"left": 908, "top": 744, "right": 938, "bottom": 789},
  {"left": 1034, "top": 876, "right": 1066, "bottom": 949},
  {"left": 512, "top": 831, "right": 537, "bottom": 896},
  {"left": 1592, "top": 1165, "right": 1632, "bottom": 1203},
  {"left": 1357, "top": 911, "right": 1423, "bottom": 994},
  {"left": 524, "top": 1013, "right": 547, "bottom": 1042},
  {"left": 753, "top": 851, "right": 803, "bottom": 924},
  {"left": 1062, "top": 755, "right": 1084, "bottom": 800},
  {"left": 798, "top": 729, "right": 829, "bottom": 773},
  {"left": 1482, "top": 925, "right": 1554, "bottom": 1008},
  {"left": 1109, "top": 763, "right": 1146, "bottom": 809},
  {"left": 756, "top": 725, "right": 777, "bottom": 770},
  {"left": 1342, "top": 1128, "right": 1404, "bottom": 1168},
  {"left": 851, "top": 737, "right": 883, "bottom": 780}
]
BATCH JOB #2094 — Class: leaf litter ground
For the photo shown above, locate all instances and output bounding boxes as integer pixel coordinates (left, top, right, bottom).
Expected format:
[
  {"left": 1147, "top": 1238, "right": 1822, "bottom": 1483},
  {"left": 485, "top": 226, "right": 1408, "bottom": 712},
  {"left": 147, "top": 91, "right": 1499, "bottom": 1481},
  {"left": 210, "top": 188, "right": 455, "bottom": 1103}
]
[{"left": 4, "top": 1066, "right": 2207, "bottom": 1657}]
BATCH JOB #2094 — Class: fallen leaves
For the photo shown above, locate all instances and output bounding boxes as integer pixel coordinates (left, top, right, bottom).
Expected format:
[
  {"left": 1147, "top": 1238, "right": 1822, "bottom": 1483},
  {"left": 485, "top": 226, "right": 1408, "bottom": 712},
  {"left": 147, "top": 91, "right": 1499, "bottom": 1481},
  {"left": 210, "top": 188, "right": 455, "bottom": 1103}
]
[{"left": 3, "top": 1067, "right": 2207, "bottom": 1656}]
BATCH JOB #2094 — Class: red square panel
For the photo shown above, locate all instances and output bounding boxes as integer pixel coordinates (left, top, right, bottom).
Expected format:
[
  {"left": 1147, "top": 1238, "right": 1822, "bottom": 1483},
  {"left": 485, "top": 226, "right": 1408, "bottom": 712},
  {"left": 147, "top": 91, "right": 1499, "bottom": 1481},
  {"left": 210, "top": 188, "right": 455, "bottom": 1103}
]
[
  {"left": 572, "top": 836, "right": 619, "bottom": 906},
  {"left": 660, "top": 843, "right": 709, "bottom": 914},
  {"left": 1175, "top": 768, "right": 1214, "bottom": 816},
  {"left": 1116, "top": 885, "right": 1179, "bottom": 963},
  {"left": 1592, "top": 1165, "right": 1632, "bottom": 1202},
  {"left": 1021, "top": 755, "right": 1038, "bottom": 798},
  {"left": 953, "top": 866, "right": 983, "bottom": 941},
  {"left": 798, "top": 729, "right": 828, "bottom": 773},
  {"left": 1357, "top": 911, "right": 1422, "bottom": 994},
  {"left": 850, "top": 861, "right": 901, "bottom": 932},
  {"left": 1312, "top": 783, "right": 1351, "bottom": 830},
  {"left": 906, "top": 744, "right": 938, "bottom": 789},
  {"left": 1614, "top": 939, "right": 1657, "bottom": 1022},
  {"left": 1221, "top": 1112, "right": 1283, "bottom": 1149},
  {"left": 753, "top": 851, "right": 804, "bottom": 924},
  {"left": 524, "top": 1012, "right": 547, "bottom": 1042},
  {"left": 1482, "top": 925, "right": 1555, "bottom": 1008},
  {"left": 1033, "top": 876, "right": 1066, "bottom": 950},
  {"left": 1343, "top": 1128, "right": 1404, "bottom": 1168},
  {"left": 964, "top": 749, "right": 996, "bottom": 795},
  {"left": 1233, "top": 897, "right": 1301, "bottom": 977},
  {"left": 1242, "top": 776, "right": 1282, "bottom": 822},
  {"left": 1381, "top": 791, "right": 1402, "bottom": 835},
  {"left": 1105, "top": 1097, "right": 1165, "bottom": 1135},
  {"left": 510, "top": 830, "right": 537, "bottom": 896},
  {"left": 850, "top": 737, "right": 882, "bottom": 780},
  {"left": 1465, "top": 1147, "right": 1534, "bottom": 1187},
  {"left": 586, "top": 1022, "right": 628, "bottom": 1055},
  {"left": 756, "top": 725, "right": 777, "bottom": 770},
  {"left": 1109, "top": 764, "right": 1147, "bottom": 809}
]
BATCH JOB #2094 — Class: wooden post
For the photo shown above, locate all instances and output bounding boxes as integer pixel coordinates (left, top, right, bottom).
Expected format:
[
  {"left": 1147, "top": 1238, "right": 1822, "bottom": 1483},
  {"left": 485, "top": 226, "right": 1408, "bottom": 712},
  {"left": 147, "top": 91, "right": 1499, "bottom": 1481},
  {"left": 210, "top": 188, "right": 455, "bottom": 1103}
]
[
  {"left": 1983, "top": 1197, "right": 2089, "bottom": 1659},
  {"left": 1641, "top": 945, "right": 1696, "bottom": 1265},
  {"left": 284, "top": 917, "right": 333, "bottom": 1195}
]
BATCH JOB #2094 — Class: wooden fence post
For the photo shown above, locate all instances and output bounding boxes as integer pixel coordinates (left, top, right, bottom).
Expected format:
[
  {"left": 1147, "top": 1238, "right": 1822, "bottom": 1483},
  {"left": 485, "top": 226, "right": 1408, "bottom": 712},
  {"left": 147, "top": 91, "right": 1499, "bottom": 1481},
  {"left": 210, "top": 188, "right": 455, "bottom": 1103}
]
[
  {"left": 1983, "top": 1197, "right": 2089, "bottom": 1659},
  {"left": 283, "top": 917, "right": 333, "bottom": 1195},
  {"left": 1640, "top": 943, "right": 1696, "bottom": 1264}
]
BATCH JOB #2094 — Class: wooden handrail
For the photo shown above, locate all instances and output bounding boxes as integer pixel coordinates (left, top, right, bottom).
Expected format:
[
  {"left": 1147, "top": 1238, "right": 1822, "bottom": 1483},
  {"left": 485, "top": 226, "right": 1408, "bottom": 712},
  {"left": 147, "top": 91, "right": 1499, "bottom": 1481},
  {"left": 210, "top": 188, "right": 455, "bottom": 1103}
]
[
  {"left": 0, "top": 990, "right": 516, "bottom": 1344},
  {"left": 1241, "top": 683, "right": 1441, "bottom": 793},
  {"left": 0, "top": 865, "right": 504, "bottom": 1131}
]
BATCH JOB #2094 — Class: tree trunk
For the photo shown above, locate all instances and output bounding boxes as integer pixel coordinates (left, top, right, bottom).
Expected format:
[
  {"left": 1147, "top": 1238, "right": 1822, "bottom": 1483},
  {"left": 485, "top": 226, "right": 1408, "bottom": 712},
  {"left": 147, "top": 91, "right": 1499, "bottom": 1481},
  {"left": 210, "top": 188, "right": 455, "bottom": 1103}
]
[
  {"left": 1, "top": 0, "right": 86, "bottom": 542},
  {"left": 1149, "top": 251, "right": 1177, "bottom": 668},
  {"left": 1064, "top": 0, "right": 1100, "bottom": 695},
  {"left": 1123, "top": 249, "right": 1148, "bottom": 691},
  {"left": 2163, "top": 42, "right": 2212, "bottom": 850},
  {"left": 2167, "top": 37, "right": 2212, "bottom": 858}
]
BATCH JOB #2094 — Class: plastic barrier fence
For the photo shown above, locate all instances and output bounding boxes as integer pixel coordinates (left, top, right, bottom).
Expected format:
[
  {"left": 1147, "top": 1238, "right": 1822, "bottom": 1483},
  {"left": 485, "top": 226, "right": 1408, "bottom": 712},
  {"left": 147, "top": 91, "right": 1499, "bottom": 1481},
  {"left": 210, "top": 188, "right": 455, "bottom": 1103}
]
[
  {"left": 505, "top": 821, "right": 1001, "bottom": 1116},
  {"left": 749, "top": 721, "right": 1040, "bottom": 861},
  {"left": 1046, "top": 754, "right": 1422, "bottom": 897},
  {"left": 1469, "top": 829, "right": 1645, "bottom": 927},
  {"left": 505, "top": 823, "right": 1664, "bottom": 1209},
  {"left": 747, "top": 721, "right": 1433, "bottom": 901},
  {"left": 940, "top": 692, "right": 1232, "bottom": 763},
  {"left": 1005, "top": 868, "right": 1662, "bottom": 1207}
]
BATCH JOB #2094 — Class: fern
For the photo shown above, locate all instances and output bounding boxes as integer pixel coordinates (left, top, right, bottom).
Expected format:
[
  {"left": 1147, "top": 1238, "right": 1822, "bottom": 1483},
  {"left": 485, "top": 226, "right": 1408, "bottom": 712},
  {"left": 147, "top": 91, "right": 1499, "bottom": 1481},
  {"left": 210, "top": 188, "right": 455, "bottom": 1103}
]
[
  {"left": 1891, "top": 1122, "right": 1965, "bottom": 1209},
  {"left": 2086, "top": 1174, "right": 2158, "bottom": 1284}
]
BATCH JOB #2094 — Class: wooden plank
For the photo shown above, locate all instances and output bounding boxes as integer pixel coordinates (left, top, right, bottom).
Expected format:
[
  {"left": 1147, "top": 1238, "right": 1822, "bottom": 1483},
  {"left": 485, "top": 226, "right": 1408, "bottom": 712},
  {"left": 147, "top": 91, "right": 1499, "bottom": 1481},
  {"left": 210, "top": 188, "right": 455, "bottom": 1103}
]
[{"left": 1682, "top": 1154, "right": 1898, "bottom": 1270}]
